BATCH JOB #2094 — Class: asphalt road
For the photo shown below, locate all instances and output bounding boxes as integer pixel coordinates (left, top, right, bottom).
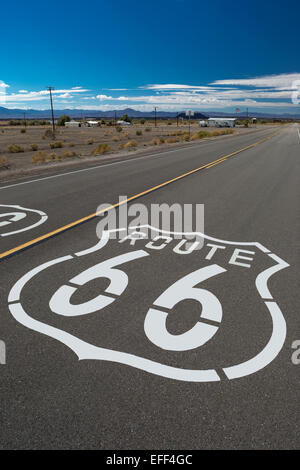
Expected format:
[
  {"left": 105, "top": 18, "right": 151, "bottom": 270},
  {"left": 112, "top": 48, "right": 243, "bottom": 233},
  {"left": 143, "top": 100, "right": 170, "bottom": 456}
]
[{"left": 0, "top": 124, "right": 299, "bottom": 449}]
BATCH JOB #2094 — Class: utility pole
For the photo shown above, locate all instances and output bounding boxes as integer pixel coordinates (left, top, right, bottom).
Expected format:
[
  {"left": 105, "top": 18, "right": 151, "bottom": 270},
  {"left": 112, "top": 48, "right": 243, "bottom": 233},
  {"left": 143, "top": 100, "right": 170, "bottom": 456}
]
[
  {"left": 185, "top": 110, "right": 194, "bottom": 141},
  {"left": 154, "top": 107, "right": 157, "bottom": 127},
  {"left": 176, "top": 113, "right": 179, "bottom": 127},
  {"left": 47, "top": 86, "right": 55, "bottom": 135},
  {"left": 23, "top": 112, "right": 26, "bottom": 127}
]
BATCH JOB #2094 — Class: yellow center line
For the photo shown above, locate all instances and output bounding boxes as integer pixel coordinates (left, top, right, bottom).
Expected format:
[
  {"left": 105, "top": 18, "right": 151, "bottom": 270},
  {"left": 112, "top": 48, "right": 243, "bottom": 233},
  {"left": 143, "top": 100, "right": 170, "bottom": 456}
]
[
  {"left": 0, "top": 130, "right": 280, "bottom": 261},
  {"left": 206, "top": 157, "right": 228, "bottom": 168}
]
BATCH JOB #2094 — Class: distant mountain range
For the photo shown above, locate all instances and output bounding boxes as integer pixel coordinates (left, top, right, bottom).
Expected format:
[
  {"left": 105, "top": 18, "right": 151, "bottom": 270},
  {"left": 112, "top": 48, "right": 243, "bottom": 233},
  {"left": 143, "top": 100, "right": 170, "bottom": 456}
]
[{"left": 0, "top": 106, "right": 299, "bottom": 120}]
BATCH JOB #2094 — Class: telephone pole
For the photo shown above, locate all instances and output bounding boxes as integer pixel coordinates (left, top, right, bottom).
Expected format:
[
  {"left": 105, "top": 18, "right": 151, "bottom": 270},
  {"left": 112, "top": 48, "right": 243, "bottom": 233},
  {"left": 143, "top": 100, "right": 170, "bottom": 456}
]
[
  {"left": 154, "top": 107, "right": 157, "bottom": 127},
  {"left": 47, "top": 86, "right": 55, "bottom": 135}
]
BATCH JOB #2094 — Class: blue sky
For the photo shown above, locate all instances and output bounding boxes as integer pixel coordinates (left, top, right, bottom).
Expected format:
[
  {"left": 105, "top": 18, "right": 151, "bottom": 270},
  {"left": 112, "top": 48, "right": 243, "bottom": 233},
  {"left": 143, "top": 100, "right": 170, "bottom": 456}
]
[{"left": 1, "top": 0, "right": 300, "bottom": 114}]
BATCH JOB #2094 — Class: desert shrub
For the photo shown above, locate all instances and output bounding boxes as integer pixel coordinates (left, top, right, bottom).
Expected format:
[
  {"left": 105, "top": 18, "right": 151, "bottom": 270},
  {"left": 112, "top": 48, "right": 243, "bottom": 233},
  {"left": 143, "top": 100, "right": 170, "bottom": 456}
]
[
  {"left": 86, "top": 139, "right": 94, "bottom": 145},
  {"left": 194, "top": 131, "right": 209, "bottom": 138},
  {"left": 46, "top": 152, "right": 57, "bottom": 161},
  {"left": 210, "top": 129, "right": 234, "bottom": 137},
  {"left": 170, "top": 130, "right": 183, "bottom": 136},
  {"left": 116, "top": 126, "right": 122, "bottom": 132},
  {"left": 60, "top": 150, "right": 77, "bottom": 159},
  {"left": 43, "top": 129, "right": 55, "bottom": 139},
  {"left": 50, "top": 141, "right": 63, "bottom": 149},
  {"left": 8, "top": 144, "right": 24, "bottom": 153},
  {"left": 0, "top": 157, "right": 9, "bottom": 170},
  {"left": 140, "top": 119, "right": 146, "bottom": 124},
  {"left": 149, "top": 137, "right": 164, "bottom": 145},
  {"left": 123, "top": 140, "right": 138, "bottom": 149},
  {"left": 166, "top": 137, "right": 179, "bottom": 144},
  {"left": 136, "top": 130, "right": 142, "bottom": 136},
  {"left": 30, "top": 144, "right": 39, "bottom": 151},
  {"left": 190, "top": 133, "right": 199, "bottom": 141},
  {"left": 121, "top": 114, "right": 132, "bottom": 123},
  {"left": 57, "top": 115, "right": 71, "bottom": 126},
  {"left": 31, "top": 151, "right": 47, "bottom": 163},
  {"left": 20, "top": 128, "right": 26, "bottom": 133},
  {"left": 92, "top": 144, "right": 112, "bottom": 155},
  {"left": 167, "top": 121, "right": 172, "bottom": 125},
  {"left": 68, "top": 142, "right": 75, "bottom": 147},
  {"left": 112, "top": 137, "right": 119, "bottom": 142},
  {"left": 145, "top": 127, "right": 151, "bottom": 132}
]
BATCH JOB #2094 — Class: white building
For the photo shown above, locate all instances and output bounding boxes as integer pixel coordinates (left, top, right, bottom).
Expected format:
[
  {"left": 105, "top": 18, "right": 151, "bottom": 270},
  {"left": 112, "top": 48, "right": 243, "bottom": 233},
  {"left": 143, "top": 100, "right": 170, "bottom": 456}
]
[
  {"left": 86, "top": 121, "right": 99, "bottom": 127},
  {"left": 206, "top": 118, "right": 236, "bottom": 128},
  {"left": 116, "top": 120, "right": 131, "bottom": 126},
  {"left": 65, "top": 120, "right": 81, "bottom": 128}
]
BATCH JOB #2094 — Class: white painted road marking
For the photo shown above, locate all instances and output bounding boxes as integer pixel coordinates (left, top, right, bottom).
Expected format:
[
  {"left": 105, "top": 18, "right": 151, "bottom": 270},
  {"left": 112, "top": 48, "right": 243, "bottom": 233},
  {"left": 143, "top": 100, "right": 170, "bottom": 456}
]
[
  {"left": 0, "top": 211, "right": 26, "bottom": 227},
  {"left": 8, "top": 226, "right": 289, "bottom": 382},
  {"left": 0, "top": 128, "right": 279, "bottom": 191},
  {"left": 0, "top": 204, "right": 48, "bottom": 237},
  {"left": 0, "top": 143, "right": 212, "bottom": 191}
]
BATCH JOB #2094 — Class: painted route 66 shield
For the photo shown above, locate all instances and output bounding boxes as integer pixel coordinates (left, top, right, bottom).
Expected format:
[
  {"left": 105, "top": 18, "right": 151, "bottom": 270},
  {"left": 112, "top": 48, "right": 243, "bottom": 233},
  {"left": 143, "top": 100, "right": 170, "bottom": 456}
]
[{"left": 8, "top": 225, "right": 289, "bottom": 382}]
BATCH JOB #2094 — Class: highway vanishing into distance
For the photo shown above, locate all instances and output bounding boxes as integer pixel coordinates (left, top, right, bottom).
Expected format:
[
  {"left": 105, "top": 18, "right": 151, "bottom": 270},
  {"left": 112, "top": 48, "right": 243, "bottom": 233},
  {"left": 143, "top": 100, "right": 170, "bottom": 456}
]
[{"left": 0, "top": 125, "right": 299, "bottom": 449}]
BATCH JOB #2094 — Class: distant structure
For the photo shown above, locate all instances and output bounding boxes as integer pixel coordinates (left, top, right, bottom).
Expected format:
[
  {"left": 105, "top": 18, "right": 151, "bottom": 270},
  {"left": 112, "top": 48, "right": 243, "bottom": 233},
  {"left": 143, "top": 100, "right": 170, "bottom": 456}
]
[
  {"left": 116, "top": 120, "right": 131, "bottom": 126},
  {"left": 86, "top": 120, "right": 99, "bottom": 127},
  {"left": 65, "top": 120, "right": 81, "bottom": 128},
  {"left": 200, "top": 118, "right": 236, "bottom": 128}
]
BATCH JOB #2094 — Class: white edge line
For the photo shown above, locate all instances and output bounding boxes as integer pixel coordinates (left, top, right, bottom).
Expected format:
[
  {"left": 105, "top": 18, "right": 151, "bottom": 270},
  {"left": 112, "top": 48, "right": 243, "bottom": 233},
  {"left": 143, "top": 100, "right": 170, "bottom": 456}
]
[{"left": 0, "top": 128, "right": 276, "bottom": 191}]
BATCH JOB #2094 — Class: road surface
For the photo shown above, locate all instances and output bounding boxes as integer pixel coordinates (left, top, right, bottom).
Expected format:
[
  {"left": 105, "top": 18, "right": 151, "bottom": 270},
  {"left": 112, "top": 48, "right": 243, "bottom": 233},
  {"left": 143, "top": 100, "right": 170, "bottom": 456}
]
[{"left": 0, "top": 125, "right": 299, "bottom": 449}]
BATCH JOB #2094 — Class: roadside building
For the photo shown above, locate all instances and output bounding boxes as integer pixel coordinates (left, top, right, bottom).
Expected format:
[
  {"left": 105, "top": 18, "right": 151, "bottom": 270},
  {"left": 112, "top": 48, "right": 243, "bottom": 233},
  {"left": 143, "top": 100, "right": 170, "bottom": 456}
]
[
  {"left": 86, "top": 121, "right": 99, "bottom": 127},
  {"left": 206, "top": 118, "right": 236, "bottom": 128},
  {"left": 65, "top": 120, "right": 81, "bottom": 128},
  {"left": 116, "top": 120, "right": 131, "bottom": 126}
]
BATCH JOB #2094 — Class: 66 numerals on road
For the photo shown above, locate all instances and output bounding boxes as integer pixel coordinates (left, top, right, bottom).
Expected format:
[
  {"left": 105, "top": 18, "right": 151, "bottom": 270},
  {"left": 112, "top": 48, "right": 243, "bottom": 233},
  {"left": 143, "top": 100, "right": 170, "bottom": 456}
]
[{"left": 49, "top": 250, "right": 226, "bottom": 352}]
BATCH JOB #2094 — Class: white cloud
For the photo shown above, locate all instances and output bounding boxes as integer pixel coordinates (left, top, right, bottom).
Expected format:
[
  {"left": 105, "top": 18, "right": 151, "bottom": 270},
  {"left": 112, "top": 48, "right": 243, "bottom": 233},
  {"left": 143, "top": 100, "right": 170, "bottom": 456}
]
[
  {"left": 142, "top": 84, "right": 217, "bottom": 91},
  {"left": 105, "top": 88, "right": 129, "bottom": 91},
  {"left": 3, "top": 87, "right": 89, "bottom": 103},
  {"left": 211, "top": 73, "right": 300, "bottom": 90},
  {"left": 57, "top": 93, "right": 73, "bottom": 99},
  {"left": 96, "top": 94, "right": 113, "bottom": 100},
  {"left": 2, "top": 76, "right": 299, "bottom": 112}
]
